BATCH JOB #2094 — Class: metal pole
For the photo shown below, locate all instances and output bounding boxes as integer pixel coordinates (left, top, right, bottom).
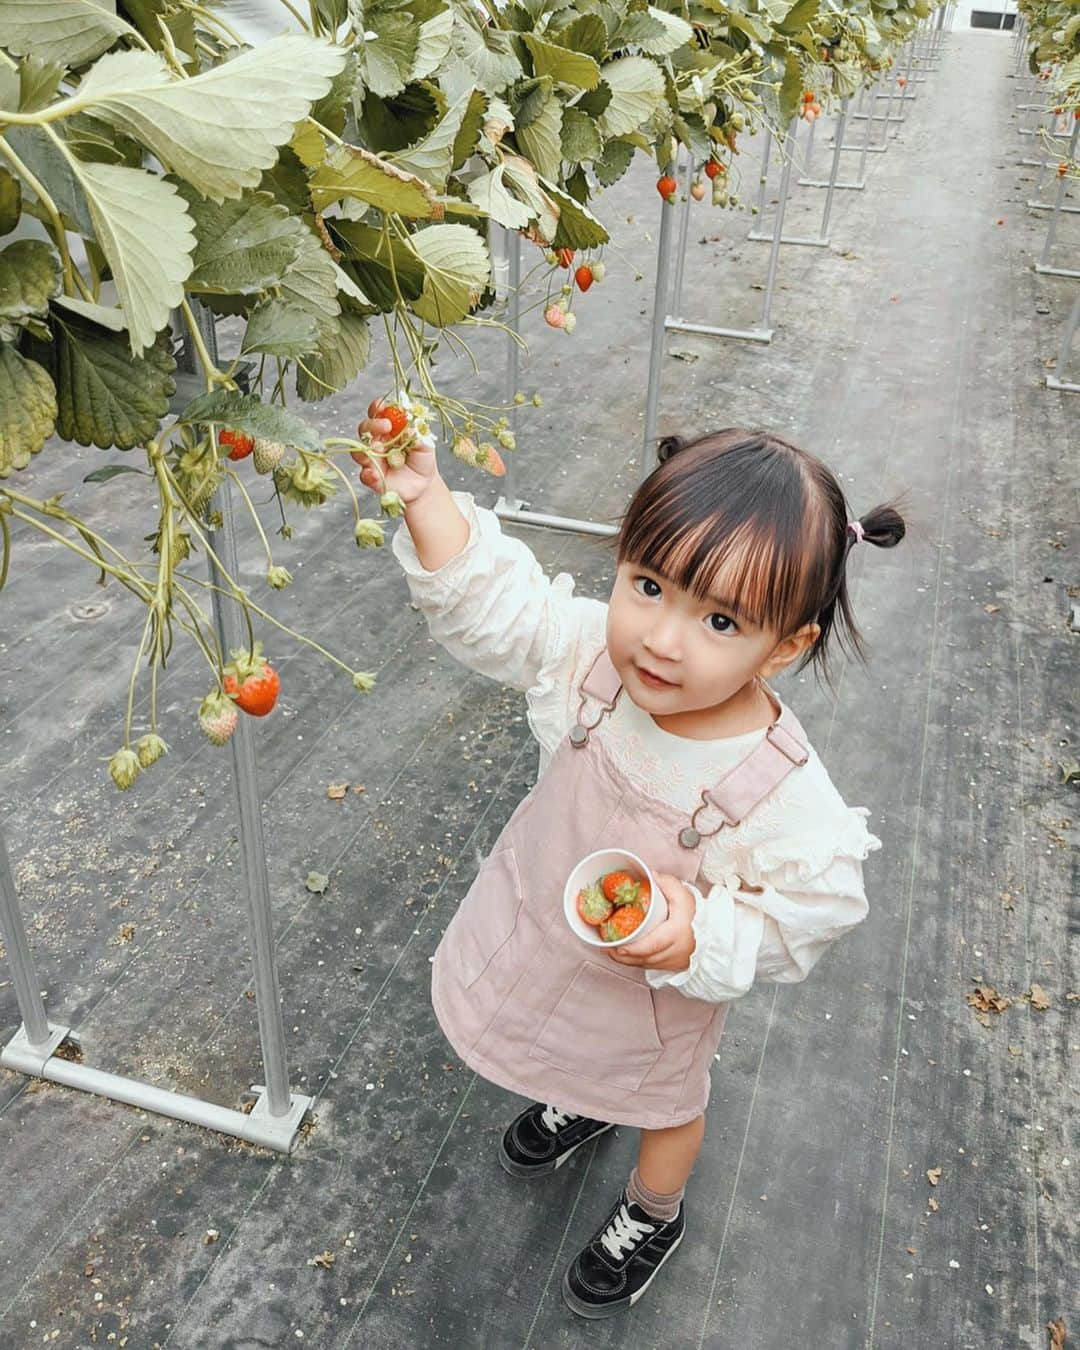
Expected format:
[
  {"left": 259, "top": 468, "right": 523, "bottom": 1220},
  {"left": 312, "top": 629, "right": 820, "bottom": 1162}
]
[
  {"left": 671, "top": 148, "right": 694, "bottom": 321},
  {"left": 502, "top": 229, "right": 522, "bottom": 506},
  {"left": 1046, "top": 291, "right": 1080, "bottom": 393},
  {"left": 761, "top": 122, "right": 795, "bottom": 332},
  {"left": 818, "top": 99, "right": 849, "bottom": 239},
  {"left": 189, "top": 303, "right": 293, "bottom": 1120},
  {"left": 1036, "top": 121, "right": 1080, "bottom": 277},
  {"left": 0, "top": 826, "right": 52, "bottom": 1049},
  {"left": 642, "top": 165, "right": 678, "bottom": 474},
  {"left": 754, "top": 125, "right": 773, "bottom": 220}
]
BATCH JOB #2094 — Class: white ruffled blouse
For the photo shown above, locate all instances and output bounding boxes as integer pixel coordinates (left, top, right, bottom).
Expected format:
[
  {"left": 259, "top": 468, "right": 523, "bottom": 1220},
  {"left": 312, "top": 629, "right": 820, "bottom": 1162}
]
[{"left": 392, "top": 492, "right": 880, "bottom": 1005}]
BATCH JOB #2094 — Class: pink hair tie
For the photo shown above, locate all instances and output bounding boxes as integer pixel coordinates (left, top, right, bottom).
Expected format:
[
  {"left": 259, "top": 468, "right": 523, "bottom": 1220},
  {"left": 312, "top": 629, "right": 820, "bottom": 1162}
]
[{"left": 847, "top": 520, "right": 865, "bottom": 544}]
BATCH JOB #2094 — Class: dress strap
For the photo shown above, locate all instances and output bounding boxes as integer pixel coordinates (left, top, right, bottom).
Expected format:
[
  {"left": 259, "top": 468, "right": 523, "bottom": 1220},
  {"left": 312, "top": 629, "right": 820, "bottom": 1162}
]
[
  {"left": 678, "top": 699, "right": 809, "bottom": 849},
  {"left": 569, "top": 648, "right": 622, "bottom": 747}
]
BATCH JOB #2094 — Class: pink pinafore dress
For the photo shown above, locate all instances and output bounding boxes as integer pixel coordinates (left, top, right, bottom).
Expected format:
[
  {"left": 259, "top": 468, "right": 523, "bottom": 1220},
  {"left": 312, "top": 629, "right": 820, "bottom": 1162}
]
[{"left": 430, "top": 648, "right": 809, "bottom": 1129}]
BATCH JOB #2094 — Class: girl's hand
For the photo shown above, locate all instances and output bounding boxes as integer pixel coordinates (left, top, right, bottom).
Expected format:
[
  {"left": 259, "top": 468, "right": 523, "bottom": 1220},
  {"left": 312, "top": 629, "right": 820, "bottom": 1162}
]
[
  {"left": 352, "top": 431, "right": 439, "bottom": 507},
  {"left": 609, "top": 873, "right": 697, "bottom": 974}
]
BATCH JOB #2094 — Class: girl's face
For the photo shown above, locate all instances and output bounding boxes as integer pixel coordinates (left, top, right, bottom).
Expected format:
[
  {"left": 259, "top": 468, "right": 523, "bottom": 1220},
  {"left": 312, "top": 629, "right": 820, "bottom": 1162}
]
[{"left": 605, "top": 560, "right": 817, "bottom": 735}]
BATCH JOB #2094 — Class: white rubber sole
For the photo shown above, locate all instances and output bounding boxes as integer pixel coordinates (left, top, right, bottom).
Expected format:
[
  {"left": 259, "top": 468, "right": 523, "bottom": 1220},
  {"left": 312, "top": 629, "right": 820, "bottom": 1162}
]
[
  {"left": 497, "top": 1121, "right": 615, "bottom": 1178},
  {"left": 561, "top": 1231, "right": 684, "bottom": 1319}
]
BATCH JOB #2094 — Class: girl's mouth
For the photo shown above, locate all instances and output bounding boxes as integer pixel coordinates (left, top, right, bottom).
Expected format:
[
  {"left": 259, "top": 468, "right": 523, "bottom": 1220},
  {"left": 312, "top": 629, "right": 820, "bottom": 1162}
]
[{"left": 635, "top": 665, "right": 679, "bottom": 690}]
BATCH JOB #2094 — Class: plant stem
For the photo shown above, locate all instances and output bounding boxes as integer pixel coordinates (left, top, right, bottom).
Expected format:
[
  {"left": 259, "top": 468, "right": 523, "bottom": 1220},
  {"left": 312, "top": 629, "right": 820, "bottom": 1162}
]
[
  {"left": 226, "top": 466, "right": 275, "bottom": 567},
  {"left": 0, "top": 135, "right": 90, "bottom": 299},
  {"left": 179, "top": 298, "right": 225, "bottom": 392}
]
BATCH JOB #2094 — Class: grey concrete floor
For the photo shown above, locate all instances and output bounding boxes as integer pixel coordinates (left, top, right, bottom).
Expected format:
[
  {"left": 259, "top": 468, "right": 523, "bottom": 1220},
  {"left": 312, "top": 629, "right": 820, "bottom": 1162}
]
[{"left": 1, "top": 27, "right": 1077, "bottom": 1350}]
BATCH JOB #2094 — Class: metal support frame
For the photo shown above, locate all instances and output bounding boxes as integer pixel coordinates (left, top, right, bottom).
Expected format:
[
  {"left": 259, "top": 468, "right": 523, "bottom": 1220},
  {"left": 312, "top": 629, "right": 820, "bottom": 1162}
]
[
  {"left": 748, "top": 110, "right": 845, "bottom": 248},
  {"left": 1035, "top": 121, "right": 1080, "bottom": 278},
  {"left": 1045, "top": 291, "right": 1080, "bottom": 393},
  {"left": 0, "top": 305, "right": 313, "bottom": 1152},
  {"left": 802, "top": 87, "right": 873, "bottom": 189}
]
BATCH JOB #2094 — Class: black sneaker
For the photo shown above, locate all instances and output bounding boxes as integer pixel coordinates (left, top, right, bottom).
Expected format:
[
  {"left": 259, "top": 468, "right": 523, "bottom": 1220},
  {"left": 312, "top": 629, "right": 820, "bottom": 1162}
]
[
  {"left": 498, "top": 1102, "right": 614, "bottom": 1178},
  {"left": 561, "top": 1190, "right": 685, "bottom": 1319}
]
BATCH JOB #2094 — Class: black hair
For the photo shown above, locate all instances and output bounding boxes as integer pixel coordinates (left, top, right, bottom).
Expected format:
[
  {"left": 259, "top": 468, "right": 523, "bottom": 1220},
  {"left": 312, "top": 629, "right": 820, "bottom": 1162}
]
[{"left": 615, "top": 429, "right": 906, "bottom": 680}]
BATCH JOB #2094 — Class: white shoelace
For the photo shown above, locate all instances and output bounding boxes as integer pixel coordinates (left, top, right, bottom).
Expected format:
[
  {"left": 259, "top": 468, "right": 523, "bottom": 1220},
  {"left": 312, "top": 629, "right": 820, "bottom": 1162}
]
[
  {"left": 540, "top": 1104, "right": 578, "bottom": 1134},
  {"left": 599, "top": 1203, "right": 655, "bottom": 1261}
]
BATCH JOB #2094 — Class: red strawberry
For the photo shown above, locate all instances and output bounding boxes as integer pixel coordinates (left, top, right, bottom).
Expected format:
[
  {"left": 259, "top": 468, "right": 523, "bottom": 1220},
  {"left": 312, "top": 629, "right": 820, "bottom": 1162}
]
[
  {"left": 222, "top": 644, "right": 281, "bottom": 717},
  {"left": 600, "top": 904, "right": 646, "bottom": 943},
  {"left": 367, "top": 400, "right": 409, "bottom": 438},
  {"left": 574, "top": 265, "right": 593, "bottom": 293},
  {"left": 601, "top": 870, "right": 636, "bottom": 904},
  {"left": 704, "top": 160, "right": 723, "bottom": 180},
  {"left": 220, "top": 429, "right": 254, "bottom": 461},
  {"left": 556, "top": 247, "right": 575, "bottom": 269},
  {"left": 656, "top": 175, "right": 677, "bottom": 203}
]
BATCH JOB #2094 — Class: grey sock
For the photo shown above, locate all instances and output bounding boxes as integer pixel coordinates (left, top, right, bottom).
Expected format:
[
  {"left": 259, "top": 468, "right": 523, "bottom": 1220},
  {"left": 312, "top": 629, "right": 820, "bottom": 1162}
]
[{"left": 626, "top": 1165, "right": 684, "bottom": 1223}]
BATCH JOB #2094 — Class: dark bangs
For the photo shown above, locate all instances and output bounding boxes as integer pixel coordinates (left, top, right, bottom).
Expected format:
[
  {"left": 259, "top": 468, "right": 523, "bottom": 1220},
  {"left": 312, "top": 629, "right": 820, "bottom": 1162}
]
[{"left": 615, "top": 429, "right": 834, "bottom": 639}]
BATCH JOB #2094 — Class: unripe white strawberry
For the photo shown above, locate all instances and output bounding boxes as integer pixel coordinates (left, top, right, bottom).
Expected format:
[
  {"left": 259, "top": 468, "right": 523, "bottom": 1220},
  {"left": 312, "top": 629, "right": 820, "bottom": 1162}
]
[
  {"left": 589, "top": 261, "right": 606, "bottom": 283},
  {"left": 562, "top": 312, "right": 577, "bottom": 334},
  {"left": 198, "top": 691, "right": 238, "bottom": 746},
  {"left": 253, "top": 438, "right": 286, "bottom": 475}
]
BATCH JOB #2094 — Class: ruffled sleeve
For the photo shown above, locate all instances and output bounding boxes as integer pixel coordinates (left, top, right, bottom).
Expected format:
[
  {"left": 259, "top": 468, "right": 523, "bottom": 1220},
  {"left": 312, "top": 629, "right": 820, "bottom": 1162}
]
[
  {"left": 391, "top": 491, "right": 606, "bottom": 748},
  {"left": 645, "top": 807, "right": 880, "bottom": 1003}
]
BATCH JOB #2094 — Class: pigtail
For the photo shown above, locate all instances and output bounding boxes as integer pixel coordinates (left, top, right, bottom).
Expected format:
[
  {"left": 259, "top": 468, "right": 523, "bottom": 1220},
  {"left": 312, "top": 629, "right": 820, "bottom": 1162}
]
[{"left": 850, "top": 503, "right": 906, "bottom": 550}]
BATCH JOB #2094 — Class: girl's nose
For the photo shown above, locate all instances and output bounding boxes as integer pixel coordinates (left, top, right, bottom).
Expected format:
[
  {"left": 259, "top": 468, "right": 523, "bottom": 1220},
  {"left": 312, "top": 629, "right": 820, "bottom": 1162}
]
[{"left": 642, "top": 619, "right": 682, "bottom": 663}]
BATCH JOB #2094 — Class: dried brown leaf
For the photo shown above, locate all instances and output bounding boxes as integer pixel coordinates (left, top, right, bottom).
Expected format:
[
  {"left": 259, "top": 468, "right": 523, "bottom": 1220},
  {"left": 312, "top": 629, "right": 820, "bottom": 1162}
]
[
  {"left": 967, "top": 983, "right": 1013, "bottom": 1014},
  {"left": 927, "top": 1167, "right": 942, "bottom": 1186},
  {"left": 1026, "top": 983, "right": 1051, "bottom": 1011},
  {"left": 327, "top": 784, "right": 348, "bottom": 800},
  {"left": 1047, "top": 1317, "right": 1066, "bottom": 1349},
  {"left": 310, "top": 1249, "right": 336, "bottom": 1269},
  {"left": 928, "top": 1196, "right": 939, "bottom": 1212}
]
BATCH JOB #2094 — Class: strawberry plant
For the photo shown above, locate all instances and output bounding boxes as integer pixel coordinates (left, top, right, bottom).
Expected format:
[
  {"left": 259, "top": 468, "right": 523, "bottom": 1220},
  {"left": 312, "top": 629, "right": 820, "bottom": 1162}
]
[{"left": 0, "top": 0, "right": 938, "bottom": 788}]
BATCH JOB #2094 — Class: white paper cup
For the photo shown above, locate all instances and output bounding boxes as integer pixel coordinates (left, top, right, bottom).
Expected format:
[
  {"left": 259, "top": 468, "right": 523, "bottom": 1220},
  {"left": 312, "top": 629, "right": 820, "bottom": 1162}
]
[{"left": 563, "top": 849, "right": 667, "bottom": 949}]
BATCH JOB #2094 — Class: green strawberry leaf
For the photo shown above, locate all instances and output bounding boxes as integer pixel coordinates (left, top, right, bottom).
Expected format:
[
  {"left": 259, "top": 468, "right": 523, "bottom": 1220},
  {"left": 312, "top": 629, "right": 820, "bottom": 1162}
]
[
  {"left": 30, "top": 310, "right": 176, "bottom": 450},
  {"left": 242, "top": 299, "right": 321, "bottom": 359},
  {"left": 58, "top": 152, "right": 196, "bottom": 356},
  {"left": 560, "top": 107, "right": 603, "bottom": 163},
  {"left": 521, "top": 33, "right": 601, "bottom": 90},
  {"left": 310, "top": 142, "right": 442, "bottom": 219},
  {"left": 516, "top": 84, "right": 563, "bottom": 182},
  {"left": 0, "top": 239, "right": 61, "bottom": 326},
  {"left": 597, "top": 56, "right": 666, "bottom": 138},
  {"left": 75, "top": 38, "right": 348, "bottom": 202},
  {"left": 467, "top": 164, "right": 534, "bottom": 230},
  {"left": 391, "top": 93, "right": 475, "bottom": 192},
  {"left": 357, "top": 12, "right": 419, "bottom": 98},
  {"left": 594, "top": 137, "right": 635, "bottom": 186},
  {"left": 406, "top": 223, "right": 490, "bottom": 327},
  {"left": 542, "top": 178, "right": 609, "bottom": 249},
  {"left": 0, "top": 0, "right": 134, "bottom": 65},
  {"left": 0, "top": 166, "right": 20, "bottom": 236},
  {"left": 181, "top": 188, "right": 303, "bottom": 296},
  {"left": 296, "top": 310, "right": 371, "bottom": 402},
  {"left": 0, "top": 342, "right": 56, "bottom": 477},
  {"left": 178, "top": 390, "right": 324, "bottom": 454}
]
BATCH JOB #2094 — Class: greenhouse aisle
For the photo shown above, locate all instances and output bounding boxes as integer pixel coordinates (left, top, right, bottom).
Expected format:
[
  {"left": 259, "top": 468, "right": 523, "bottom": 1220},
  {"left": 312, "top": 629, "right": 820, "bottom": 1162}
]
[{"left": 1, "top": 24, "right": 1075, "bottom": 1350}]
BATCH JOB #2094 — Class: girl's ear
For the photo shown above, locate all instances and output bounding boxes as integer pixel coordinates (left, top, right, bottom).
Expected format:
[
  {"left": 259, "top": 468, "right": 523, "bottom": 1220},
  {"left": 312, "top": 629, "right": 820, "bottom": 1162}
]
[{"left": 760, "top": 622, "right": 820, "bottom": 679}]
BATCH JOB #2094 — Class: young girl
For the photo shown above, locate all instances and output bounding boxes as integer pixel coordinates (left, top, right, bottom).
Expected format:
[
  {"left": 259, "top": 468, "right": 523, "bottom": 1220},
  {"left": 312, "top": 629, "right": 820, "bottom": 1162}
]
[{"left": 355, "top": 427, "right": 904, "bottom": 1320}]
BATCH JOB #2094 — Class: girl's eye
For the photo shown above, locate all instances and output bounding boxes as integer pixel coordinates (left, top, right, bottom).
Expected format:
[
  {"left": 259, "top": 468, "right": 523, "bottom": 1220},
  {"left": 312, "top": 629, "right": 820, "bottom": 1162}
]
[
  {"left": 707, "top": 613, "right": 738, "bottom": 635},
  {"left": 634, "top": 576, "right": 662, "bottom": 598}
]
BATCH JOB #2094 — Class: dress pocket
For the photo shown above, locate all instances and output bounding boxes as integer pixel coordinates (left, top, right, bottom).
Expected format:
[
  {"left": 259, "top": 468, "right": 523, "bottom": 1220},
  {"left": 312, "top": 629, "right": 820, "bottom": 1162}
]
[
  {"left": 455, "top": 846, "right": 524, "bottom": 989},
  {"left": 528, "top": 962, "right": 665, "bottom": 1093}
]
